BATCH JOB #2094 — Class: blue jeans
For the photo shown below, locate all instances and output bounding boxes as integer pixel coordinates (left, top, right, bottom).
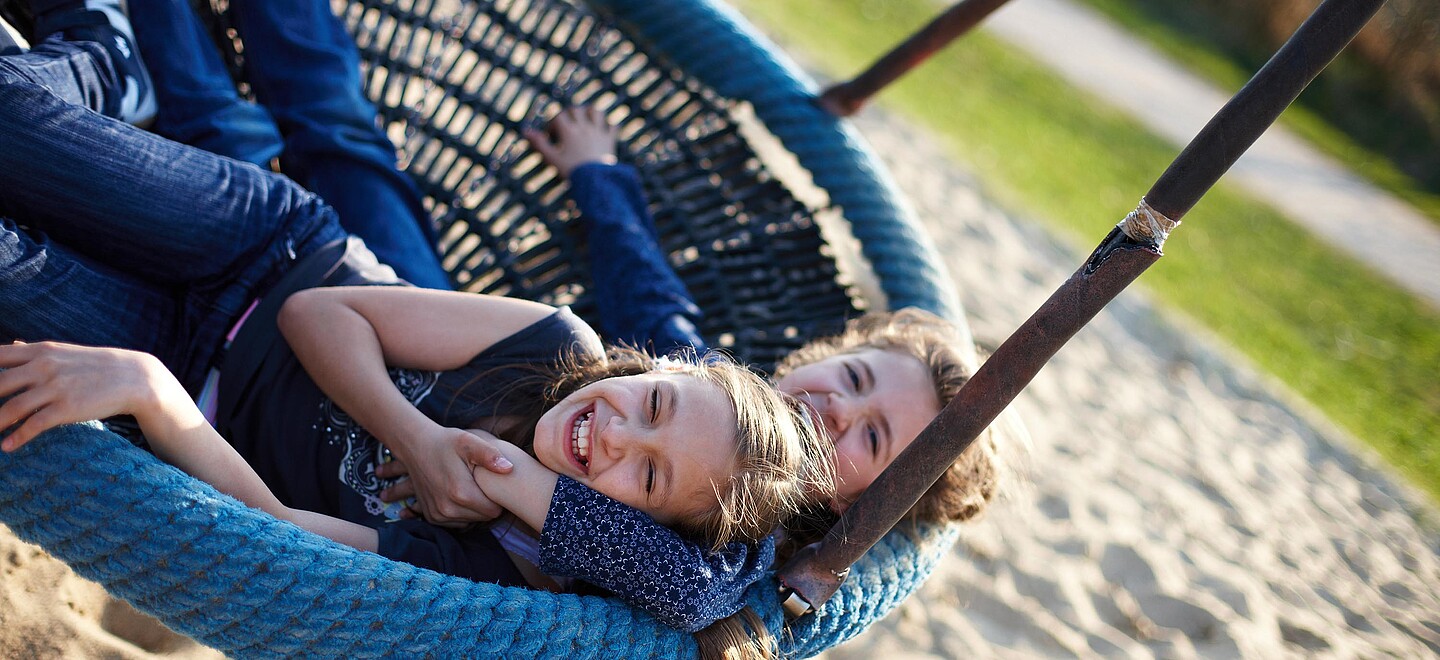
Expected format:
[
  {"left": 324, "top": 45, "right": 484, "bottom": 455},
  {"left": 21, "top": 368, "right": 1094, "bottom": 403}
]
[
  {"left": 0, "top": 37, "right": 346, "bottom": 394},
  {"left": 126, "top": 0, "right": 450, "bottom": 290}
]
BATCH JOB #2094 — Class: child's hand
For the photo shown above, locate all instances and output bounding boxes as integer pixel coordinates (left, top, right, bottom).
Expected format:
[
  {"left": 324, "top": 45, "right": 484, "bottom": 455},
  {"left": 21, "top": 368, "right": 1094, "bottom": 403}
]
[
  {"left": 524, "top": 106, "right": 618, "bottom": 177},
  {"left": 375, "top": 425, "right": 515, "bottom": 526},
  {"left": 470, "top": 436, "right": 559, "bottom": 531},
  {"left": 0, "top": 341, "right": 187, "bottom": 452},
  {"left": 470, "top": 437, "right": 546, "bottom": 485}
]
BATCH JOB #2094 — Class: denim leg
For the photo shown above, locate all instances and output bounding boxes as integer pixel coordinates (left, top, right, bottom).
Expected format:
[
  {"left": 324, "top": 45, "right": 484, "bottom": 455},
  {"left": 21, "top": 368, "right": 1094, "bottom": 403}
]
[
  {"left": 0, "top": 69, "right": 334, "bottom": 285},
  {"left": 0, "top": 65, "right": 346, "bottom": 389},
  {"left": 128, "top": 0, "right": 282, "bottom": 167},
  {"left": 227, "top": 0, "right": 450, "bottom": 290},
  {"left": 0, "top": 217, "right": 183, "bottom": 363},
  {"left": 0, "top": 40, "right": 181, "bottom": 361},
  {"left": 0, "top": 35, "right": 121, "bottom": 115}
]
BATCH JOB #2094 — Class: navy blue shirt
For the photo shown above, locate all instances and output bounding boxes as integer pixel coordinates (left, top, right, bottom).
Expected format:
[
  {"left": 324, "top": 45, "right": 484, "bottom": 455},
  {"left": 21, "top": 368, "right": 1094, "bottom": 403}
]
[
  {"left": 569, "top": 163, "right": 706, "bottom": 354},
  {"left": 216, "top": 238, "right": 601, "bottom": 584}
]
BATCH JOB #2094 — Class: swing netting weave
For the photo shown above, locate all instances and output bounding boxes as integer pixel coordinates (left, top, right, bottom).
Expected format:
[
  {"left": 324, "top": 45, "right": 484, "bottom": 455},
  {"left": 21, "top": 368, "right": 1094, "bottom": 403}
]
[{"left": 319, "top": 0, "right": 860, "bottom": 370}]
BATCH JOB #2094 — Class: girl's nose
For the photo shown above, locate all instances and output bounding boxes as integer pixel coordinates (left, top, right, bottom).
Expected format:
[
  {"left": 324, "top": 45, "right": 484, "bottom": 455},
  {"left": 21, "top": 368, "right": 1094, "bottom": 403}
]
[
  {"left": 822, "top": 392, "right": 854, "bottom": 436},
  {"left": 597, "top": 414, "right": 640, "bottom": 461}
]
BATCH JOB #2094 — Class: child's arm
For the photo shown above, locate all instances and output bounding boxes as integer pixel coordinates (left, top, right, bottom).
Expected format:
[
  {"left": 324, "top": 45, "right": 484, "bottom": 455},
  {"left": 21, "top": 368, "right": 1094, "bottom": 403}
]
[
  {"left": 466, "top": 437, "right": 769, "bottom": 632},
  {"left": 526, "top": 107, "right": 706, "bottom": 353},
  {"left": 0, "top": 341, "right": 379, "bottom": 552},
  {"left": 539, "top": 476, "right": 772, "bottom": 632},
  {"left": 277, "top": 286, "right": 544, "bottom": 526}
]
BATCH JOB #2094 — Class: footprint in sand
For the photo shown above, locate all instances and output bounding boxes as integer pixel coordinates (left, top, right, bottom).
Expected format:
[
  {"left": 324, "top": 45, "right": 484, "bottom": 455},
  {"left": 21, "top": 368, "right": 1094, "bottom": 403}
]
[
  {"left": 1278, "top": 619, "right": 1333, "bottom": 652},
  {"left": 99, "top": 599, "right": 197, "bottom": 655},
  {"left": 1099, "top": 544, "right": 1157, "bottom": 594},
  {"left": 1132, "top": 591, "right": 1239, "bottom": 656}
]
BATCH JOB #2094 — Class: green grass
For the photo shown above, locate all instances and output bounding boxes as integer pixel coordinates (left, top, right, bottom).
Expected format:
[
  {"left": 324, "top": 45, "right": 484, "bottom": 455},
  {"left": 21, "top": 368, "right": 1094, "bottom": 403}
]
[
  {"left": 1076, "top": 0, "right": 1440, "bottom": 228},
  {"left": 730, "top": 0, "right": 1440, "bottom": 502}
]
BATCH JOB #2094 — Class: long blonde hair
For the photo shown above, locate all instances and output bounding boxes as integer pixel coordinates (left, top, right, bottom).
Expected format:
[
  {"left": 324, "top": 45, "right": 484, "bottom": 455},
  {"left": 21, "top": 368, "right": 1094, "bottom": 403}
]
[{"left": 659, "top": 353, "right": 835, "bottom": 548}]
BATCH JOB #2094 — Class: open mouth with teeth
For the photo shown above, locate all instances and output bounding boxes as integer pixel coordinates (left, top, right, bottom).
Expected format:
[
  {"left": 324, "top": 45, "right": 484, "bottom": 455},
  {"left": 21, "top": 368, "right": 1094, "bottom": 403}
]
[{"left": 570, "top": 407, "right": 594, "bottom": 472}]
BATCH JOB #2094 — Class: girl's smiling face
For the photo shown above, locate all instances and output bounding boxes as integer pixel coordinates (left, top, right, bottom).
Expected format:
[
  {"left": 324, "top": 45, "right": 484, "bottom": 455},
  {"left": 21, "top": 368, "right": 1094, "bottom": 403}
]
[
  {"left": 533, "top": 372, "right": 738, "bottom": 526},
  {"left": 775, "top": 348, "right": 940, "bottom": 512}
]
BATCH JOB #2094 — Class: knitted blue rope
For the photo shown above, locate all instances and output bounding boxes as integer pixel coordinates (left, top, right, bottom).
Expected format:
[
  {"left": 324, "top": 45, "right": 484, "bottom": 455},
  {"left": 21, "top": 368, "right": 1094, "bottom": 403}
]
[
  {"left": 0, "top": 421, "right": 955, "bottom": 657},
  {"left": 587, "top": 0, "right": 969, "bottom": 344}
]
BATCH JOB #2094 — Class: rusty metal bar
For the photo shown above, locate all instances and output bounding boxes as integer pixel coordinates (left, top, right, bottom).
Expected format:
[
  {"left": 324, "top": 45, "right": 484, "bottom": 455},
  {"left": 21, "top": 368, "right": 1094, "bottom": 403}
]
[
  {"left": 779, "top": 0, "right": 1387, "bottom": 617},
  {"left": 816, "top": 0, "right": 1013, "bottom": 117}
]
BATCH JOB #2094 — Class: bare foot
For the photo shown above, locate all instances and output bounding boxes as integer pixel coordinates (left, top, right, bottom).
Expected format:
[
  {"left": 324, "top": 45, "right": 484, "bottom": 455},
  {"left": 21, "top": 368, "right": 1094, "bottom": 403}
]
[{"left": 524, "top": 106, "right": 618, "bottom": 177}]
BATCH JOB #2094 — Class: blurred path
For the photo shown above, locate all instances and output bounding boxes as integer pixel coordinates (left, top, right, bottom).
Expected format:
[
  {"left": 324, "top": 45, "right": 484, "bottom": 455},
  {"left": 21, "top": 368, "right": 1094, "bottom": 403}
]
[{"left": 984, "top": 0, "right": 1440, "bottom": 308}]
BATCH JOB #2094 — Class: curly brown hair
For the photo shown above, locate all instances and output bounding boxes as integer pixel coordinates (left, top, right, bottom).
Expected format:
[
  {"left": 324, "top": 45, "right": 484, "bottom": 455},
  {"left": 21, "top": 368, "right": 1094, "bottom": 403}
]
[
  {"left": 775, "top": 308, "right": 1002, "bottom": 526},
  {"left": 698, "top": 309, "right": 1009, "bottom": 660}
]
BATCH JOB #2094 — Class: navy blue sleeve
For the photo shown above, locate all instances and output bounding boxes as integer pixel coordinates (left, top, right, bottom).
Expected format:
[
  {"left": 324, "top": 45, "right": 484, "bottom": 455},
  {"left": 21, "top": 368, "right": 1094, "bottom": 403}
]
[
  {"left": 375, "top": 520, "right": 531, "bottom": 587},
  {"left": 567, "top": 163, "right": 707, "bottom": 354},
  {"left": 537, "top": 476, "right": 773, "bottom": 632}
]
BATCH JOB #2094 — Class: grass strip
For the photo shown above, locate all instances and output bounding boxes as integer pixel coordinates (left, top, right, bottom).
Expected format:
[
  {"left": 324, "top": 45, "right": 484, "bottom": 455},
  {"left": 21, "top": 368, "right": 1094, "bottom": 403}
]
[
  {"left": 730, "top": 0, "right": 1440, "bottom": 502},
  {"left": 1076, "top": 0, "right": 1440, "bottom": 227}
]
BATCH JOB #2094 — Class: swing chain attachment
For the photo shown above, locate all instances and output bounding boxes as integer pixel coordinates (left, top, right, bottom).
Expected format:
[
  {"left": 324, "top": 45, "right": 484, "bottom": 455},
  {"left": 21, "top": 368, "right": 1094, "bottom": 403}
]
[{"left": 778, "top": 566, "right": 850, "bottom": 621}]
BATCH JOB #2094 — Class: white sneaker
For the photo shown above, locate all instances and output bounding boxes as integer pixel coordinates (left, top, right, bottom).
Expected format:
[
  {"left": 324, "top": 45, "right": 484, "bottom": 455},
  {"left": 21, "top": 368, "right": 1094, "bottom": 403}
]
[{"left": 0, "top": 11, "right": 27, "bottom": 53}]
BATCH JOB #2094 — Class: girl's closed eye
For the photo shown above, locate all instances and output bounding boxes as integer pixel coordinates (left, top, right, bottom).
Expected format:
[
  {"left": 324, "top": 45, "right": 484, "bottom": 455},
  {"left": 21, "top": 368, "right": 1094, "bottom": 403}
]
[
  {"left": 649, "top": 386, "right": 660, "bottom": 423},
  {"left": 867, "top": 426, "right": 880, "bottom": 457},
  {"left": 645, "top": 459, "right": 656, "bottom": 495},
  {"left": 845, "top": 363, "right": 861, "bottom": 391}
]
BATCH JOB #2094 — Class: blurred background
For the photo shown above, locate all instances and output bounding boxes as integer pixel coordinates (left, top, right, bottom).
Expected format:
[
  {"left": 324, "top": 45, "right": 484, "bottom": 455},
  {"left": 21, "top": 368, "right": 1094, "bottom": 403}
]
[{"left": 732, "top": 0, "right": 1440, "bottom": 506}]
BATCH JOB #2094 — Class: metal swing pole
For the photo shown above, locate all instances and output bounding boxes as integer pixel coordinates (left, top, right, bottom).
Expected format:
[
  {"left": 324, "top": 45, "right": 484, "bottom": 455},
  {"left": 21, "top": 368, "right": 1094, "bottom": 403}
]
[
  {"left": 817, "top": 0, "right": 1014, "bottom": 117},
  {"left": 779, "top": 0, "right": 1388, "bottom": 617}
]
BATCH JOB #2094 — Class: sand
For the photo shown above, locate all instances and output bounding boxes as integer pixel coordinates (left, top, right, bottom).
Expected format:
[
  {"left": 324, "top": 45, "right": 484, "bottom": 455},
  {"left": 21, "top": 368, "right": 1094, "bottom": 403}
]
[
  {"left": 818, "top": 113, "right": 1440, "bottom": 658},
  {"left": 2, "top": 106, "right": 1438, "bottom": 660}
]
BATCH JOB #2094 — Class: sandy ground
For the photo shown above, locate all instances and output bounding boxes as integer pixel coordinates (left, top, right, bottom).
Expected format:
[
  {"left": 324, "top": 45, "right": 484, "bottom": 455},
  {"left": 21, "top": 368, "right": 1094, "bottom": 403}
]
[
  {"left": 819, "top": 113, "right": 1440, "bottom": 658},
  {"left": 2, "top": 92, "right": 1438, "bottom": 660}
]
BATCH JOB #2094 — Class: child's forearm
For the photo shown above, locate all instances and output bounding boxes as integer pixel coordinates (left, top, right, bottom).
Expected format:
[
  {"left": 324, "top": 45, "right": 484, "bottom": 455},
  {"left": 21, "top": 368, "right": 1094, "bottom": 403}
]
[
  {"left": 277, "top": 288, "right": 536, "bottom": 524},
  {"left": 134, "top": 368, "right": 379, "bottom": 552},
  {"left": 0, "top": 342, "right": 379, "bottom": 552},
  {"left": 472, "top": 442, "right": 558, "bottom": 532},
  {"left": 277, "top": 289, "right": 436, "bottom": 450}
]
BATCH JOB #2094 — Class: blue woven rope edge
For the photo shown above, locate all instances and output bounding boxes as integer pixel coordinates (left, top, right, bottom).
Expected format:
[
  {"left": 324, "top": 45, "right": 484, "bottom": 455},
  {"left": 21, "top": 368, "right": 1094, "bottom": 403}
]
[
  {"left": 0, "top": 421, "right": 952, "bottom": 657},
  {"left": 0, "top": 424, "right": 685, "bottom": 658}
]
